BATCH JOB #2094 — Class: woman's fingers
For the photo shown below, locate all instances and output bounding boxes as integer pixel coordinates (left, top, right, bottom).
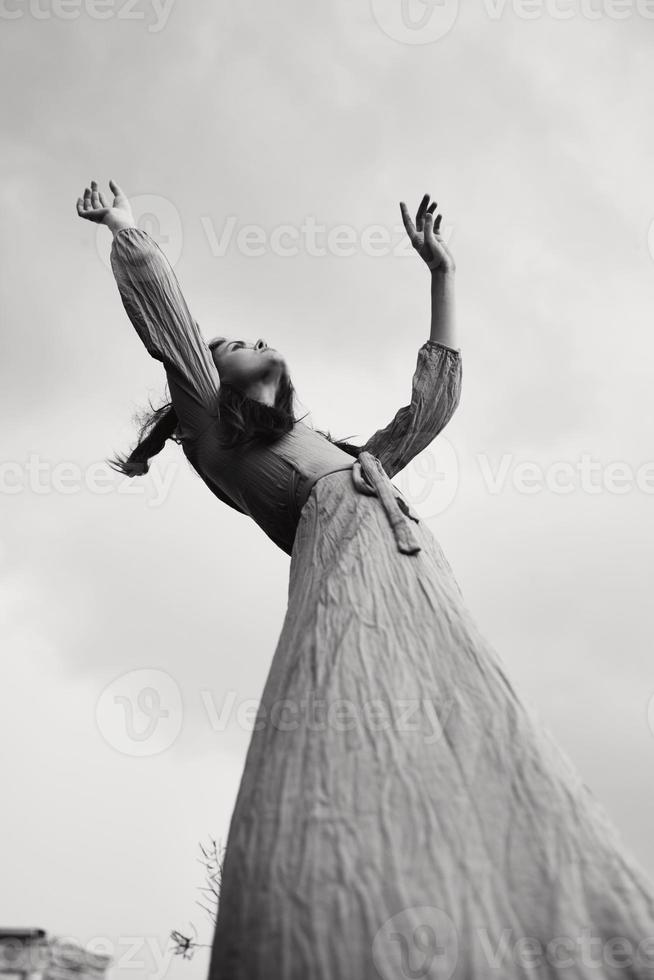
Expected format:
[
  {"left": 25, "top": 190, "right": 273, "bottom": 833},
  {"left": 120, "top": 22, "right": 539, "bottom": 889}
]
[
  {"left": 423, "top": 210, "right": 436, "bottom": 245},
  {"left": 402, "top": 196, "right": 445, "bottom": 258},
  {"left": 425, "top": 211, "right": 449, "bottom": 266},
  {"left": 423, "top": 212, "right": 442, "bottom": 269},
  {"left": 400, "top": 193, "right": 452, "bottom": 271},
  {"left": 427, "top": 209, "right": 444, "bottom": 237},
  {"left": 76, "top": 181, "right": 125, "bottom": 224},
  {"left": 415, "top": 193, "right": 430, "bottom": 231},
  {"left": 109, "top": 178, "right": 126, "bottom": 205},
  {"left": 399, "top": 201, "right": 417, "bottom": 242},
  {"left": 76, "top": 195, "right": 97, "bottom": 221}
]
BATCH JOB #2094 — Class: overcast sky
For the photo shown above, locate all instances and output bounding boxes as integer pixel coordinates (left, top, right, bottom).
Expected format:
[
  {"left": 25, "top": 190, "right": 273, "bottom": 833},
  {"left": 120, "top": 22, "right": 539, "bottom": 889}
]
[{"left": 2, "top": 1, "right": 654, "bottom": 977}]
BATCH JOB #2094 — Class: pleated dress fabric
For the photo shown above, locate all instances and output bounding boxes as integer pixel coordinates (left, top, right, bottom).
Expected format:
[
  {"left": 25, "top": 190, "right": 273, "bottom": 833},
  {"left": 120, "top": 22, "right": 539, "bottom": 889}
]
[
  {"left": 109, "top": 228, "right": 654, "bottom": 980},
  {"left": 208, "top": 467, "right": 654, "bottom": 980}
]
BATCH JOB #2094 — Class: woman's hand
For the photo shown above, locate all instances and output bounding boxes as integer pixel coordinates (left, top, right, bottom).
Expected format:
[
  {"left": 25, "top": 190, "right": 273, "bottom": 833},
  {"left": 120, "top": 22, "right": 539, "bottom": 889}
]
[
  {"left": 400, "top": 194, "right": 455, "bottom": 275},
  {"left": 76, "top": 179, "right": 136, "bottom": 235}
]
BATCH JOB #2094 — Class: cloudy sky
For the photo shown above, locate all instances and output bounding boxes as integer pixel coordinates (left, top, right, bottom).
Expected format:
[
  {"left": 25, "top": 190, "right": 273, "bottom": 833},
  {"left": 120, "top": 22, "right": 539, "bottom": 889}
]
[{"left": 2, "top": 0, "right": 654, "bottom": 976}]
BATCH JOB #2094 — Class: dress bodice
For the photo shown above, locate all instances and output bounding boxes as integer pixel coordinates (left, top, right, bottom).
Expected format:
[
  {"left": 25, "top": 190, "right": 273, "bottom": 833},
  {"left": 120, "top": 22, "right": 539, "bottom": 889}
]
[
  {"left": 188, "top": 420, "right": 357, "bottom": 555},
  {"left": 109, "top": 227, "right": 463, "bottom": 556}
]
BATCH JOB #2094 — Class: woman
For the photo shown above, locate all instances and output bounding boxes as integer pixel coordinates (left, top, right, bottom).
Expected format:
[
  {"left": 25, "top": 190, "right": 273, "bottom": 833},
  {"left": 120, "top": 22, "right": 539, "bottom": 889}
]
[{"left": 78, "top": 182, "right": 654, "bottom": 980}]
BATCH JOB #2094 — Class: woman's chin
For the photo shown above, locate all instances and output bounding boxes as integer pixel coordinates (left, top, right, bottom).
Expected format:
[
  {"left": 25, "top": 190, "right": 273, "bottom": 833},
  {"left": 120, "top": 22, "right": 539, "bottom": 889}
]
[{"left": 266, "top": 349, "right": 286, "bottom": 368}]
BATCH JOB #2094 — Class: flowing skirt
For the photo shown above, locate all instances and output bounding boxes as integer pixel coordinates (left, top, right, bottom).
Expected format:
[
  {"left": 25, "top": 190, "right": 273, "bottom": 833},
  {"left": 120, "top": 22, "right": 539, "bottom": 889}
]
[{"left": 208, "top": 470, "right": 654, "bottom": 980}]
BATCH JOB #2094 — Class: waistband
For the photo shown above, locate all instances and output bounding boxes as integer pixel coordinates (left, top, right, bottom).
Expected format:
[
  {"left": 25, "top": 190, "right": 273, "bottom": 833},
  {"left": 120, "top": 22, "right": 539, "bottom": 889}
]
[{"left": 299, "top": 453, "right": 422, "bottom": 556}]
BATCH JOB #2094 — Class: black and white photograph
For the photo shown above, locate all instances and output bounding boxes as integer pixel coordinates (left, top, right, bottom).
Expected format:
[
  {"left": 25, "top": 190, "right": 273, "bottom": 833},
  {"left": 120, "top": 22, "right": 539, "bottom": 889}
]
[{"left": 2, "top": 1, "right": 654, "bottom": 977}]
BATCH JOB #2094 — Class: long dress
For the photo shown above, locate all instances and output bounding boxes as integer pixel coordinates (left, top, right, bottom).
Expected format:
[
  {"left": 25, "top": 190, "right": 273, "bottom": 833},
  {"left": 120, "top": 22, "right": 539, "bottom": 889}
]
[{"left": 110, "top": 229, "right": 654, "bottom": 980}]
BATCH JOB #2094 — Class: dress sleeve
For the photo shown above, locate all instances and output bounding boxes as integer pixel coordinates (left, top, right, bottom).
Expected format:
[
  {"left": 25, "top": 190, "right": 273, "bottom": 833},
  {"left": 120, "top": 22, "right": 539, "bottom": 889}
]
[
  {"left": 110, "top": 227, "right": 221, "bottom": 442},
  {"left": 360, "top": 340, "right": 462, "bottom": 478}
]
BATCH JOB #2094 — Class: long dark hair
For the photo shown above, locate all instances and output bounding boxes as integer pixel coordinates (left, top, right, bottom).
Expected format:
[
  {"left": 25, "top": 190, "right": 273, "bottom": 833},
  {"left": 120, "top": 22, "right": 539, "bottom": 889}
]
[{"left": 107, "top": 339, "right": 361, "bottom": 478}]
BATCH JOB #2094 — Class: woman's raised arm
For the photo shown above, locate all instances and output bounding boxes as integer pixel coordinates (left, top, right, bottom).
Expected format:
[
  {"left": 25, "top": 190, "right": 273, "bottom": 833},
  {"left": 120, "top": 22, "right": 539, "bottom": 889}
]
[
  {"left": 76, "top": 180, "right": 221, "bottom": 443},
  {"left": 361, "top": 194, "right": 462, "bottom": 478},
  {"left": 400, "top": 193, "right": 458, "bottom": 352}
]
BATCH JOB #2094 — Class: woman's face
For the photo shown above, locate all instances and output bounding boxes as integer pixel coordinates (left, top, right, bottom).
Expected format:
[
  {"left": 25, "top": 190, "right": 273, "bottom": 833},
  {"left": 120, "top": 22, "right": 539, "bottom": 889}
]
[{"left": 210, "top": 337, "right": 287, "bottom": 390}]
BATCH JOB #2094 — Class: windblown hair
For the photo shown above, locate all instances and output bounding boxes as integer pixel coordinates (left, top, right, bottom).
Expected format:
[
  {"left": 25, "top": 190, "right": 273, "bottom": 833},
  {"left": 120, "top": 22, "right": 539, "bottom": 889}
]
[{"left": 107, "top": 337, "right": 361, "bottom": 478}]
